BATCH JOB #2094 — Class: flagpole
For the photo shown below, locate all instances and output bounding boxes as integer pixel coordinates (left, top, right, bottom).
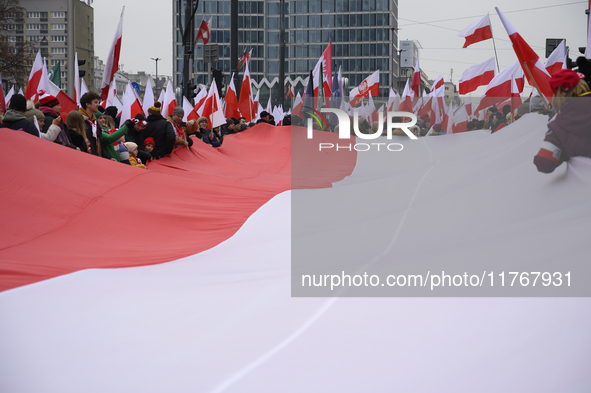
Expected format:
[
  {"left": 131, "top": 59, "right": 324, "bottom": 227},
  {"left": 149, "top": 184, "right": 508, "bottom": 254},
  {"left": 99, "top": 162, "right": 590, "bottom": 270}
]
[
  {"left": 491, "top": 36, "right": 501, "bottom": 73},
  {"left": 522, "top": 62, "right": 551, "bottom": 109}
]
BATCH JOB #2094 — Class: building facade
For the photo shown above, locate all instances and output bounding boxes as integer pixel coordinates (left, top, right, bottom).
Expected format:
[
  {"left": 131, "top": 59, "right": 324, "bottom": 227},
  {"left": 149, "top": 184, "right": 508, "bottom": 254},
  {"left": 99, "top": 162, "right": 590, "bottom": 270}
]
[
  {"left": 19, "top": 0, "right": 94, "bottom": 96},
  {"left": 173, "top": 0, "right": 399, "bottom": 103}
]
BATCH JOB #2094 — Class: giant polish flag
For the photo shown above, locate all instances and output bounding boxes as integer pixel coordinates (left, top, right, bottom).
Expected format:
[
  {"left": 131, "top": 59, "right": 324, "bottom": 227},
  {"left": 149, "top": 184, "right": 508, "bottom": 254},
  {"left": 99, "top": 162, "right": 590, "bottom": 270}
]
[
  {"left": 496, "top": 7, "right": 553, "bottom": 99},
  {"left": 349, "top": 70, "right": 379, "bottom": 107},
  {"left": 459, "top": 57, "right": 496, "bottom": 95},
  {"left": 24, "top": 50, "right": 44, "bottom": 101},
  {"left": 458, "top": 13, "right": 493, "bottom": 48},
  {"left": 101, "top": 7, "right": 125, "bottom": 101},
  {"left": 544, "top": 39, "right": 566, "bottom": 76},
  {"left": 475, "top": 62, "right": 524, "bottom": 114},
  {"left": 2, "top": 116, "right": 589, "bottom": 392}
]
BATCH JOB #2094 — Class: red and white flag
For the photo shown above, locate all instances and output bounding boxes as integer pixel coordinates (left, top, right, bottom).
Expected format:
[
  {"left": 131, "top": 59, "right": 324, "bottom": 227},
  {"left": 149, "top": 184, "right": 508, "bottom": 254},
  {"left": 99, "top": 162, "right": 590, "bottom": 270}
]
[
  {"left": 201, "top": 79, "right": 222, "bottom": 128},
  {"left": 105, "top": 80, "right": 123, "bottom": 114},
  {"left": 47, "top": 81, "right": 77, "bottom": 119},
  {"left": 475, "top": 62, "right": 524, "bottom": 114},
  {"left": 398, "top": 79, "right": 413, "bottom": 114},
  {"left": 452, "top": 104, "right": 469, "bottom": 133},
  {"left": 196, "top": 17, "right": 212, "bottom": 45},
  {"left": 237, "top": 48, "right": 252, "bottom": 70},
  {"left": 24, "top": 50, "right": 44, "bottom": 102},
  {"left": 253, "top": 89, "right": 259, "bottom": 116},
  {"left": 458, "top": 13, "right": 493, "bottom": 48},
  {"left": 312, "top": 59, "right": 321, "bottom": 109},
  {"left": 286, "top": 85, "right": 294, "bottom": 98},
  {"left": 101, "top": 7, "right": 124, "bottom": 101},
  {"left": 161, "top": 80, "right": 177, "bottom": 118},
  {"left": 431, "top": 74, "right": 445, "bottom": 124},
  {"left": 465, "top": 93, "right": 473, "bottom": 117},
  {"left": 411, "top": 60, "right": 421, "bottom": 97},
  {"left": 496, "top": 7, "right": 553, "bottom": 98},
  {"left": 224, "top": 73, "right": 241, "bottom": 120},
  {"left": 386, "top": 88, "right": 400, "bottom": 112},
  {"left": 119, "top": 81, "right": 144, "bottom": 125},
  {"left": 321, "top": 42, "right": 333, "bottom": 107},
  {"left": 544, "top": 40, "right": 566, "bottom": 76},
  {"left": 80, "top": 78, "right": 89, "bottom": 104},
  {"left": 459, "top": 57, "right": 496, "bottom": 95},
  {"left": 510, "top": 75, "right": 523, "bottom": 115},
  {"left": 349, "top": 70, "right": 379, "bottom": 107},
  {"left": 142, "top": 77, "right": 155, "bottom": 117},
  {"left": 194, "top": 87, "right": 208, "bottom": 115},
  {"left": 238, "top": 61, "right": 255, "bottom": 122},
  {"left": 182, "top": 96, "right": 199, "bottom": 122},
  {"left": 441, "top": 100, "right": 454, "bottom": 134},
  {"left": 4, "top": 86, "right": 14, "bottom": 109},
  {"left": 292, "top": 92, "right": 303, "bottom": 117}
]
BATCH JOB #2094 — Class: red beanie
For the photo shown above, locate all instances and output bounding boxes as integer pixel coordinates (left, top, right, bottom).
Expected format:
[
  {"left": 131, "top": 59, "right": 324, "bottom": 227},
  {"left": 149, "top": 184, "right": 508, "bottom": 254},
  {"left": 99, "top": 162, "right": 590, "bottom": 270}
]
[
  {"left": 550, "top": 69, "right": 584, "bottom": 93},
  {"left": 144, "top": 137, "right": 155, "bottom": 147},
  {"left": 39, "top": 92, "right": 59, "bottom": 108}
]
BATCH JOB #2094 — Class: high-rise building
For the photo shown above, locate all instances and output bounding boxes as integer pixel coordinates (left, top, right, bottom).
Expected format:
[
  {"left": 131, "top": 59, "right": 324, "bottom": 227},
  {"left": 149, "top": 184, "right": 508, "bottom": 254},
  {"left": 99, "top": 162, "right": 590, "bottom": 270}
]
[
  {"left": 173, "top": 0, "right": 398, "bottom": 103},
  {"left": 18, "top": 0, "right": 94, "bottom": 96}
]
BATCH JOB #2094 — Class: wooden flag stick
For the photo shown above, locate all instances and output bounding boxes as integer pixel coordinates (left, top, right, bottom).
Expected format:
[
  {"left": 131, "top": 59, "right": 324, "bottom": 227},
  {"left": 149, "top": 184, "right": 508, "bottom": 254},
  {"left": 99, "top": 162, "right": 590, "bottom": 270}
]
[{"left": 522, "top": 62, "right": 551, "bottom": 109}]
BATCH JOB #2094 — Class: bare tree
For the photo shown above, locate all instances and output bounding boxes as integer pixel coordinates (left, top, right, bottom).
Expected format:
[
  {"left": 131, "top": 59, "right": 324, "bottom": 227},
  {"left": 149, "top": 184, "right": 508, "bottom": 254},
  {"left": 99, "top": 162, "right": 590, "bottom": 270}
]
[{"left": 0, "top": 0, "right": 39, "bottom": 88}]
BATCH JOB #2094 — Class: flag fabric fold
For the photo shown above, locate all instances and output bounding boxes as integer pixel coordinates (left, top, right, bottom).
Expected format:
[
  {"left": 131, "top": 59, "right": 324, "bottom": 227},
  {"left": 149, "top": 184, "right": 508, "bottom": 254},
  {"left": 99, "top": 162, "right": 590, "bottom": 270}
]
[{"left": 349, "top": 70, "right": 379, "bottom": 107}]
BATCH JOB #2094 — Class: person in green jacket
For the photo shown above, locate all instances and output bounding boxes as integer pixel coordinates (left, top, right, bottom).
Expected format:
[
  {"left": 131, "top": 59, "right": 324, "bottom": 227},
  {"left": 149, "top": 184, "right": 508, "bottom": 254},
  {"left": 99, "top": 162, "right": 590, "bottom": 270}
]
[{"left": 95, "top": 110, "right": 129, "bottom": 162}]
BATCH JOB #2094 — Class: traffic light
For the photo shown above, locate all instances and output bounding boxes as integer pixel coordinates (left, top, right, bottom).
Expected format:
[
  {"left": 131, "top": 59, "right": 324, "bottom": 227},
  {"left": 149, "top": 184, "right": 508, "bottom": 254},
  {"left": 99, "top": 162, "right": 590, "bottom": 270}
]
[
  {"left": 211, "top": 68, "right": 225, "bottom": 97},
  {"left": 187, "top": 81, "right": 197, "bottom": 100},
  {"left": 78, "top": 58, "right": 86, "bottom": 77}
]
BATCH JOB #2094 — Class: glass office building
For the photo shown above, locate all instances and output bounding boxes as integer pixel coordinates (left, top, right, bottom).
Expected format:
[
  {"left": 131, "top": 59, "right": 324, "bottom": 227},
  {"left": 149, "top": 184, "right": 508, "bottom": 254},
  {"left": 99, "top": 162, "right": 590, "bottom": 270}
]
[{"left": 173, "top": 0, "right": 398, "bottom": 102}]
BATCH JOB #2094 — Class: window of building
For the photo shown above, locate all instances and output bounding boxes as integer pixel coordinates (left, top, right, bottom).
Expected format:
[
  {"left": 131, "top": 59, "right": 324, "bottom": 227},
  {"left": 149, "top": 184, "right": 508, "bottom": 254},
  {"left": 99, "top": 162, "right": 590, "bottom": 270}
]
[
  {"left": 26, "top": 24, "right": 40, "bottom": 30},
  {"left": 268, "top": 2, "right": 280, "bottom": 14},
  {"left": 27, "top": 12, "right": 41, "bottom": 18},
  {"left": 51, "top": 47, "right": 67, "bottom": 54},
  {"left": 50, "top": 11, "right": 67, "bottom": 18},
  {"left": 51, "top": 35, "right": 66, "bottom": 42},
  {"left": 26, "top": 35, "right": 42, "bottom": 41},
  {"left": 51, "top": 24, "right": 66, "bottom": 30}
]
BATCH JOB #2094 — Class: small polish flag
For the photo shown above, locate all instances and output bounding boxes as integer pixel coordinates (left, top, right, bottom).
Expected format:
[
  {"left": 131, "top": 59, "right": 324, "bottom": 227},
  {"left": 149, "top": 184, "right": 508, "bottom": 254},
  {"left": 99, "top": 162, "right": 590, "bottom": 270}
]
[
  {"left": 459, "top": 57, "right": 496, "bottom": 95},
  {"left": 458, "top": 13, "right": 493, "bottom": 48}
]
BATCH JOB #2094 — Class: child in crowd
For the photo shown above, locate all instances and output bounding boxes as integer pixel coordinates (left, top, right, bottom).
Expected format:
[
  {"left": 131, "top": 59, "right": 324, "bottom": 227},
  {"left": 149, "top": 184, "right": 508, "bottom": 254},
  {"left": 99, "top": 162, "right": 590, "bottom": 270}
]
[
  {"left": 144, "top": 137, "right": 155, "bottom": 153},
  {"left": 124, "top": 142, "right": 146, "bottom": 169}
]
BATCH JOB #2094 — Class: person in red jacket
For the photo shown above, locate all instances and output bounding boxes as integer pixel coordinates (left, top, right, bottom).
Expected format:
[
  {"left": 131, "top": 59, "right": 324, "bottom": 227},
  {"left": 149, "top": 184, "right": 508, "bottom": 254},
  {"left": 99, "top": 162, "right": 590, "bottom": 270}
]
[{"left": 533, "top": 69, "right": 591, "bottom": 173}]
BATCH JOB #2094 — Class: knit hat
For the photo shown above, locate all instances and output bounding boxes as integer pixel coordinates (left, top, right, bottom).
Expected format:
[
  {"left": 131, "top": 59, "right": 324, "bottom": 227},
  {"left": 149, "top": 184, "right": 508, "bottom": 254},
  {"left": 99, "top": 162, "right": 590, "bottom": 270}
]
[
  {"left": 94, "top": 111, "right": 104, "bottom": 119},
  {"left": 39, "top": 93, "right": 59, "bottom": 108},
  {"left": 197, "top": 116, "right": 208, "bottom": 125},
  {"left": 487, "top": 106, "right": 498, "bottom": 113},
  {"left": 260, "top": 111, "right": 270, "bottom": 118},
  {"left": 124, "top": 142, "right": 138, "bottom": 151},
  {"left": 144, "top": 137, "right": 155, "bottom": 147},
  {"left": 134, "top": 114, "right": 147, "bottom": 122},
  {"left": 149, "top": 102, "right": 161, "bottom": 113},
  {"left": 172, "top": 106, "right": 184, "bottom": 116},
  {"left": 25, "top": 108, "right": 44, "bottom": 122},
  {"left": 9, "top": 94, "right": 27, "bottom": 112},
  {"left": 549, "top": 69, "right": 584, "bottom": 93},
  {"left": 105, "top": 106, "right": 118, "bottom": 119}
]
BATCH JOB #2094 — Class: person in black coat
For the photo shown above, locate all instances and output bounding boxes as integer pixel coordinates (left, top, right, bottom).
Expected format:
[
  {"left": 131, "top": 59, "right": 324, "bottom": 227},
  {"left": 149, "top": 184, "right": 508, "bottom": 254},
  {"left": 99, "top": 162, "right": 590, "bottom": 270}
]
[
  {"left": 0, "top": 94, "right": 39, "bottom": 137},
  {"left": 142, "top": 103, "right": 175, "bottom": 159},
  {"left": 124, "top": 114, "right": 152, "bottom": 164}
]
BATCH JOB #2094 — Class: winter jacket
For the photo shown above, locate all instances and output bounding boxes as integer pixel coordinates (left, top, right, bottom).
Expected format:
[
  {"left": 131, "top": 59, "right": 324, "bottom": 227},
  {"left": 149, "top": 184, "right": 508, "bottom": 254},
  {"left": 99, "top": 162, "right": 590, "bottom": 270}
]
[
  {"left": 67, "top": 128, "right": 89, "bottom": 152},
  {"left": 1, "top": 110, "right": 40, "bottom": 137},
  {"left": 79, "top": 108, "right": 104, "bottom": 157},
  {"left": 124, "top": 126, "right": 152, "bottom": 164},
  {"left": 142, "top": 114, "right": 176, "bottom": 159},
  {"left": 101, "top": 125, "right": 129, "bottom": 161},
  {"left": 534, "top": 93, "right": 591, "bottom": 173},
  {"left": 129, "top": 156, "right": 146, "bottom": 169},
  {"left": 39, "top": 106, "right": 73, "bottom": 147}
]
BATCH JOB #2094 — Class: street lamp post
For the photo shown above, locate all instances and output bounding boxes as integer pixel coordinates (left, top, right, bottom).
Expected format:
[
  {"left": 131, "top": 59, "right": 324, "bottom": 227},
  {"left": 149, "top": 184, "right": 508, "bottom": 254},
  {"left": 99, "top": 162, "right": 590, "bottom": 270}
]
[{"left": 151, "top": 57, "right": 161, "bottom": 93}]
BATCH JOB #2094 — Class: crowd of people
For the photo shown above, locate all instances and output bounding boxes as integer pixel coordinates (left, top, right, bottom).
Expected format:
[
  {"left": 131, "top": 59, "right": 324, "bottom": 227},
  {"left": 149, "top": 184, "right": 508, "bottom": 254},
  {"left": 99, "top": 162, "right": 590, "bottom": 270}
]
[
  {"left": 1, "top": 69, "right": 589, "bottom": 175},
  {"left": 0, "top": 91, "right": 283, "bottom": 169}
]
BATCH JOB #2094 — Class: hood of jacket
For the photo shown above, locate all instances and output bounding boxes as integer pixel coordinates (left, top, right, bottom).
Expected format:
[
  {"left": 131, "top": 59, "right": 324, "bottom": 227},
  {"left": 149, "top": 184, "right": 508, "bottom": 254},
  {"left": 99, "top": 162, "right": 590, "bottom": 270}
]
[{"left": 3, "top": 109, "right": 27, "bottom": 122}]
